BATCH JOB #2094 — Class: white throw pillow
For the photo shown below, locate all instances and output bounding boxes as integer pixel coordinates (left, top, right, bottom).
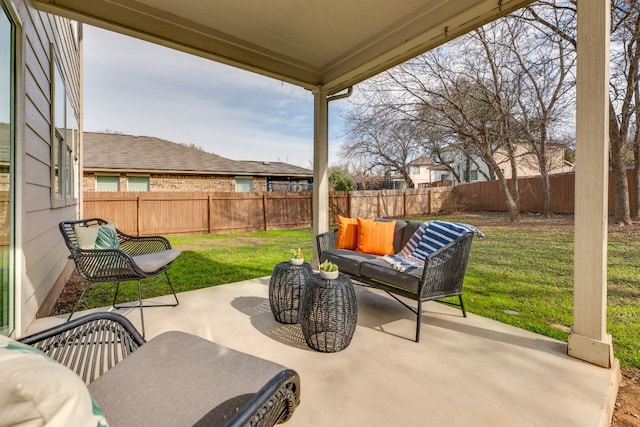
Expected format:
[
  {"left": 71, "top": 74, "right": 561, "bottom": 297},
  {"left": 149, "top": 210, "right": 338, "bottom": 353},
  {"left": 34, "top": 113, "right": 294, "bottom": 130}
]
[
  {"left": 74, "top": 225, "right": 100, "bottom": 250},
  {"left": 0, "top": 335, "right": 109, "bottom": 427}
]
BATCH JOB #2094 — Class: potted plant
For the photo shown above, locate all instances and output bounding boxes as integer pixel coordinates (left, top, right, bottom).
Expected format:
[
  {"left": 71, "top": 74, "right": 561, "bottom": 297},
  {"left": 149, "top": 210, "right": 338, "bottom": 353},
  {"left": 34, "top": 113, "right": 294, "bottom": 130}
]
[
  {"left": 319, "top": 259, "right": 339, "bottom": 280},
  {"left": 289, "top": 248, "right": 304, "bottom": 265}
]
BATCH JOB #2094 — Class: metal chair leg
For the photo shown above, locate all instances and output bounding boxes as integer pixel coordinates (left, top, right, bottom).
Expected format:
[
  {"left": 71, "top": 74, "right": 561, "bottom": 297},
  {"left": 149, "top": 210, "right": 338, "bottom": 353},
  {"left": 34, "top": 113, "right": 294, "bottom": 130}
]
[{"left": 415, "top": 300, "right": 422, "bottom": 343}]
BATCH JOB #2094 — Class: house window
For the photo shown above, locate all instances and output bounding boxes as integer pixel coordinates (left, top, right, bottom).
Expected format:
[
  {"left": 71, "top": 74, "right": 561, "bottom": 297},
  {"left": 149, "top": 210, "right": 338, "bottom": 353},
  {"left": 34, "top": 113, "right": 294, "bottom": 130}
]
[
  {"left": 470, "top": 170, "right": 478, "bottom": 181},
  {"left": 96, "top": 175, "right": 120, "bottom": 192},
  {"left": 0, "top": 1, "right": 15, "bottom": 334},
  {"left": 127, "top": 176, "right": 149, "bottom": 191},
  {"left": 411, "top": 165, "right": 420, "bottom": 175},
  {"left": 51, "top": 53, "right": 78, "bottom": 206},
  {"left": 440, "top": 173, "right": 449, "bottom": 181},
  {"left": 235, "top": 177, "right": 253, "bottom": 192}
]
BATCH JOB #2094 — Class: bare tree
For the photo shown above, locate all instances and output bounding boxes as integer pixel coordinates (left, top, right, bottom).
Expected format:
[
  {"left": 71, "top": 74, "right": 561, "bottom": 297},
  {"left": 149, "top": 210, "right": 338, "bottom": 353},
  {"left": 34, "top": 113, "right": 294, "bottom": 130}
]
[
  {"left": 379, "top": 29, "right": 523, "bottom": 221},
  {"left": 528, "top": 0, "right": 639, "bottom": 224},
  {"left": 507, "top": 5, "right": 576, "bottom": 217},
  {"left": 341, "top": 103, "right": 421, "bottom": 188},
  {"left": 610, "top": 0, "right": 640, "bottom": 222}
]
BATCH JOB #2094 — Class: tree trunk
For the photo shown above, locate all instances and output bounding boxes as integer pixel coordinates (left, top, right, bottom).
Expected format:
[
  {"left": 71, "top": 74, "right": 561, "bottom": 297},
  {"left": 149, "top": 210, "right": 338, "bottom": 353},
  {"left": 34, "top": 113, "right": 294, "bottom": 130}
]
[
  {"left": 484, "top": 152, "right": 519, "bottom": 221},
  {"left": 538, "top": 146, "right": 553, "bottom": 217},
  {"left": 634, "top": 142, "right": 640, "bottom": 219},
  {"left": 609, "top": 104, "right": 632, "bottom": 225}
]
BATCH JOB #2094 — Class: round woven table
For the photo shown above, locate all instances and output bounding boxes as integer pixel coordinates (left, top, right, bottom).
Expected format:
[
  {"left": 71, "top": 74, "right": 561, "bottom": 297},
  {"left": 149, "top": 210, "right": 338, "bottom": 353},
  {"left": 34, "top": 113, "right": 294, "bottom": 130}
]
[
  {"left": 300, "top": 272, "right": 357, "bottom": 352},
  {"left": 269, "top": 261, "right": 312, "bottom": 324}
]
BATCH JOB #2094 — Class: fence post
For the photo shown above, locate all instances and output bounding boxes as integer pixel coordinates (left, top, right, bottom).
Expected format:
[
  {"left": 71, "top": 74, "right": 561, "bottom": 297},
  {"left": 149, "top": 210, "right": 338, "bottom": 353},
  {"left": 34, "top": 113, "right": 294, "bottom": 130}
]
[
  {"left": 403, "top": 191, "right": 408, "bottom": 217},
  {"left": 207, "top": 194, "right": 212, "bottom": 234},
  {"left": 136, "top": 195, "right": 141, "bottom": 236},
  {"left": 263, "top": 193, "right": 268, "bottom": 231}
]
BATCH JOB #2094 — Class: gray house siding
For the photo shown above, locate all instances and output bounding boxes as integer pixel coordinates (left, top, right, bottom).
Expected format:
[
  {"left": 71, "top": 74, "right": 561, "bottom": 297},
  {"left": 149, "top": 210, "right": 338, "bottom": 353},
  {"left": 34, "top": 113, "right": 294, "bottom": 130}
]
[{"left": 10, "top": 0, "right": 81, "bottom": 334}]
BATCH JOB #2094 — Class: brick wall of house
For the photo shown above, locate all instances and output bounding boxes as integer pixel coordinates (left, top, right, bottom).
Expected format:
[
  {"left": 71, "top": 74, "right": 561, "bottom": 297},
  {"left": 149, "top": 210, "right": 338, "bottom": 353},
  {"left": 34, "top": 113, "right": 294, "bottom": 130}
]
[{"left": 84, "top": 173, "right": 269, "bottom": 192}]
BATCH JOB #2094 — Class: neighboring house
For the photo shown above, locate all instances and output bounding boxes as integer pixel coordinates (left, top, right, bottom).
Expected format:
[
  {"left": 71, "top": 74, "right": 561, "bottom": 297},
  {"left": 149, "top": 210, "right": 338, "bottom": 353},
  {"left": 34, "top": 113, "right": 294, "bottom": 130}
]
[
  {"left": 448, "top": 143, "right": 573, "bottom": 184},
  {"left": 1, "top": 1, "right": 81, "bottom": 335},
  {"left": 407, "top": 157, "right": 435, "bottom": 187},
  {"left": 83, "top": 132, "right": 313, "bottom": 193},
  {"left": 405, "top": 144, "right": 573, "bottom": 188}
]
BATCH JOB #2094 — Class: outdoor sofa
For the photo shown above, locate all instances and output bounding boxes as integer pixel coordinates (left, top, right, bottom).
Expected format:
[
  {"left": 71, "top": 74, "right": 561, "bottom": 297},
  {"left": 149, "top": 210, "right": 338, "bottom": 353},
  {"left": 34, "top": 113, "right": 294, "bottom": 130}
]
[
  {"left": 3, "top": 312, "right": 300, "bottom": 427},
  {"left": 316, "top": 217, "right": 481, "bottom": 342}
]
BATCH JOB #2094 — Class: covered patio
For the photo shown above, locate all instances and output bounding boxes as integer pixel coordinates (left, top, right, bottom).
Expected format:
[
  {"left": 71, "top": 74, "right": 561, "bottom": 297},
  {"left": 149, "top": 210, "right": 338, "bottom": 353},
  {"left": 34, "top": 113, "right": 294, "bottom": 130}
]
[
  {"left": 26, "top": 0, "right": 620, "bottom": 424},
  {"left": 26, "top": 279, "right": 618, "bottom": 426}
]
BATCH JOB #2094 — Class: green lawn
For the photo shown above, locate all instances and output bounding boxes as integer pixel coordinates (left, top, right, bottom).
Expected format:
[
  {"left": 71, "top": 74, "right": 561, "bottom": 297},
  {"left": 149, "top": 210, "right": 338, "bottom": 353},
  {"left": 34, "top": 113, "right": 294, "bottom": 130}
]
[{"left": 69, "top": 213, "right": 640, "bottom": 370}]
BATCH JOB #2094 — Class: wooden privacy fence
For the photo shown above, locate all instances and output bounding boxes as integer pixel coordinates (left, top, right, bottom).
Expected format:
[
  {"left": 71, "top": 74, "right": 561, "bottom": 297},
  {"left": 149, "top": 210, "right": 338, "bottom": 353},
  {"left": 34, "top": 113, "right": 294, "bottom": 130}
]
[
  {"left": 454, "top": 170, "right": 634, "bottom": 214},
  {"left": 83, "top": 188, "right": 452, "bottom": 236}
]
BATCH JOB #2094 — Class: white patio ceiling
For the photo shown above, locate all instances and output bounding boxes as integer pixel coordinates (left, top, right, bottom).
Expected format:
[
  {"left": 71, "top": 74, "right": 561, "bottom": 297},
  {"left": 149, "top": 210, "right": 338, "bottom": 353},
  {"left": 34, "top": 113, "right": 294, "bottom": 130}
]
[{"left": 33, "top": 0, "right": 533, "bottom": 94}]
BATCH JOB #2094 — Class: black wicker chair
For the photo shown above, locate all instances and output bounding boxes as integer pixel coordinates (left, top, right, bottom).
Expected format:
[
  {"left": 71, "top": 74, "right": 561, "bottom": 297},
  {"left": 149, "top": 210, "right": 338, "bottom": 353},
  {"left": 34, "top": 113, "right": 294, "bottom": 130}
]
[
  {"left": 18, "top": 312, "right": 300, "bottom": 426},
  {"left": 59, "top": 218, "right": 180, "bottom": 336}
]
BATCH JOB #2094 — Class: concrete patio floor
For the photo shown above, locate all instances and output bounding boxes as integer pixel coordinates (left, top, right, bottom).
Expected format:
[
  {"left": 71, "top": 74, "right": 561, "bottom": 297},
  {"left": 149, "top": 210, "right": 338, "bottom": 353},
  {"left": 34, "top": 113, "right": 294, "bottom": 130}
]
[{"left": 27, "top": 277, "right": 620, "bottom": 427}]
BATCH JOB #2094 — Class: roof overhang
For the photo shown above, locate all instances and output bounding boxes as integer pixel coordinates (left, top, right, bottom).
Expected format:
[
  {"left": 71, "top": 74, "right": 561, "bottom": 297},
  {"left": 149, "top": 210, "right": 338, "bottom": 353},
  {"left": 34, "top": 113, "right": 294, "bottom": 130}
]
[
  {"left": 84, "top": 168, "right": 313, "bottom": 178},
  {"left": 32, "top": 0, "right": 534, "bottom": 95}
]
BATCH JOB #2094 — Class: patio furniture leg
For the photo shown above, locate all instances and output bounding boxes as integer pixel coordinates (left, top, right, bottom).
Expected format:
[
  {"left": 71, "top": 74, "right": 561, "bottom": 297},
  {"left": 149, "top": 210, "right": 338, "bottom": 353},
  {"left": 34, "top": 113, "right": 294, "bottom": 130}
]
[
  {"left": 137, "top": 279, "right": 145, "bottom": 337},
  {"left": 67, "top": 283, "right": 92, "bottom": 322},
  {"left": 416, "top": 299, "right": 422, "bottom": 343},
  {"left": 459, "top": 295, "right": 467, "bottom": 317}
]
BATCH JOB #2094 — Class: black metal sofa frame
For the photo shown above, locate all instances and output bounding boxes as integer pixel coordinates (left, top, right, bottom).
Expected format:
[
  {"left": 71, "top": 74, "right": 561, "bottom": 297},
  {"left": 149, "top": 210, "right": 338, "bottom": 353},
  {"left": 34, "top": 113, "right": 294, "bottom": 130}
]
[
  {"left": 316, "top": 219, "right": 475, "bottom": 343},
  {"left": 18, "top": 312, "right": 300, "bottom": 427}
]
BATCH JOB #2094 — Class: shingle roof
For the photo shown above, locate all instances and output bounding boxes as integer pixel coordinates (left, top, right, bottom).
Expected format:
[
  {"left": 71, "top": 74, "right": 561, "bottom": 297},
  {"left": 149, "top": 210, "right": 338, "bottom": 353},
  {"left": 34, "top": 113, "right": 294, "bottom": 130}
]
[
  {"left": 83, "top": 132, "right": 313, "bottom": 177},
  {"left": 409, "top": 156, "right": 435, "bottom": 166}
]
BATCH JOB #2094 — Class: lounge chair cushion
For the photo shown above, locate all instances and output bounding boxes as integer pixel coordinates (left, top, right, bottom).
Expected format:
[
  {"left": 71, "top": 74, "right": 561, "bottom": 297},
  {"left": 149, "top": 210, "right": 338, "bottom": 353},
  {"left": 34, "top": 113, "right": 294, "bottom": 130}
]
[
  {"left": 88, "top": 331, "right": 288, "bottom": 426},
  {"left": 132, "top": 249, "right": 181, "bottom": 273},
  {"left": 0, "top": 335, "right": 107, "bottom": 427}
]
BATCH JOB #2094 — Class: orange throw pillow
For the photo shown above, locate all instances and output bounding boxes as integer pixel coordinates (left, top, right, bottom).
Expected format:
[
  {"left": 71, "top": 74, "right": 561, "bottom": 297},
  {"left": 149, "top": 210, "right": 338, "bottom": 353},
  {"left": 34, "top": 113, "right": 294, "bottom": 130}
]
[
  {"left": 356, "top": 218, "right": 396, "bottom": 255},
  {"left": 336, "top": 216, "right": 359, "bottom": 249}
]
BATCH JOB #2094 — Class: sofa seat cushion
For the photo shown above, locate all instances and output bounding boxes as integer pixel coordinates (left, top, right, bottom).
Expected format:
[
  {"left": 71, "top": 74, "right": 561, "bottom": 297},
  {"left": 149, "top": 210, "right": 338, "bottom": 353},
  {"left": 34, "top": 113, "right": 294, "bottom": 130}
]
[
  {"left": 88, "top": 331, "right": 287, "bottom": 427},
  {"left": 321, "top": 249, "right": 380, "bottom": 276},
  {"left": 359, "top": 258, "right": 422, "bottom": 295}
]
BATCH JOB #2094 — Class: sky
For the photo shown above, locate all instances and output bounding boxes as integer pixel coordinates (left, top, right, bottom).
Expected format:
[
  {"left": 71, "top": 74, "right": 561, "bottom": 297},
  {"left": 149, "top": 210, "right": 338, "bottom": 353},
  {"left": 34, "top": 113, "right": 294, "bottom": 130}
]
[{"left": 83, "top": 25, "right": 350, "bottom": 168}]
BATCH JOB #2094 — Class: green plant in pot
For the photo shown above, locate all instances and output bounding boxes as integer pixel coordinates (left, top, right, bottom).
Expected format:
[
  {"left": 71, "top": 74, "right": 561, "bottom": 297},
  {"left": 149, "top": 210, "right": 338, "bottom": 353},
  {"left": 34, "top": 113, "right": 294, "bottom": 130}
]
[
  {"left": 289, "top": 248, "right": 304, "bottom": 265},
  {"left": 319, "top": 259, "right": 339, "bottom": 280}
]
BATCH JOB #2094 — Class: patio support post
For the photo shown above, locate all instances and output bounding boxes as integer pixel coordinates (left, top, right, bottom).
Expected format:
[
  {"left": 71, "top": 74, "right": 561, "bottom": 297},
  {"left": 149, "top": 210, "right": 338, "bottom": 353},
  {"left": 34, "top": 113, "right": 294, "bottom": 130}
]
[
  {"left": 312, "top": 86, "right": 329, "bottom": 267},
  {"left": 568, "top": 0, "right": 614, "bottom": 368}
]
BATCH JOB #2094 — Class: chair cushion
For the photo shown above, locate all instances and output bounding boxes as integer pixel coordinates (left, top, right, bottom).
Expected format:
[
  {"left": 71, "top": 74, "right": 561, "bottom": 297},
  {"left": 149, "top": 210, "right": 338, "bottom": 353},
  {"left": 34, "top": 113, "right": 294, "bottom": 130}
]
[
  {"left": 356, "top": 218, "right": 396, "bottom": 255},
  {"left": 336, "top": 215, "right": 359, "bottom": 249},
  {"left": 88, "top": 331, "right": 287, "bottom": 427},
  {"left": 95, "top": 223, "right": 121, "bottom": 250},
  {"left": 132, "top": 249, "right": 181, "bottom": 273},
  {"left": 0, "top": 335, "right": 108, "bottom": 427}
]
